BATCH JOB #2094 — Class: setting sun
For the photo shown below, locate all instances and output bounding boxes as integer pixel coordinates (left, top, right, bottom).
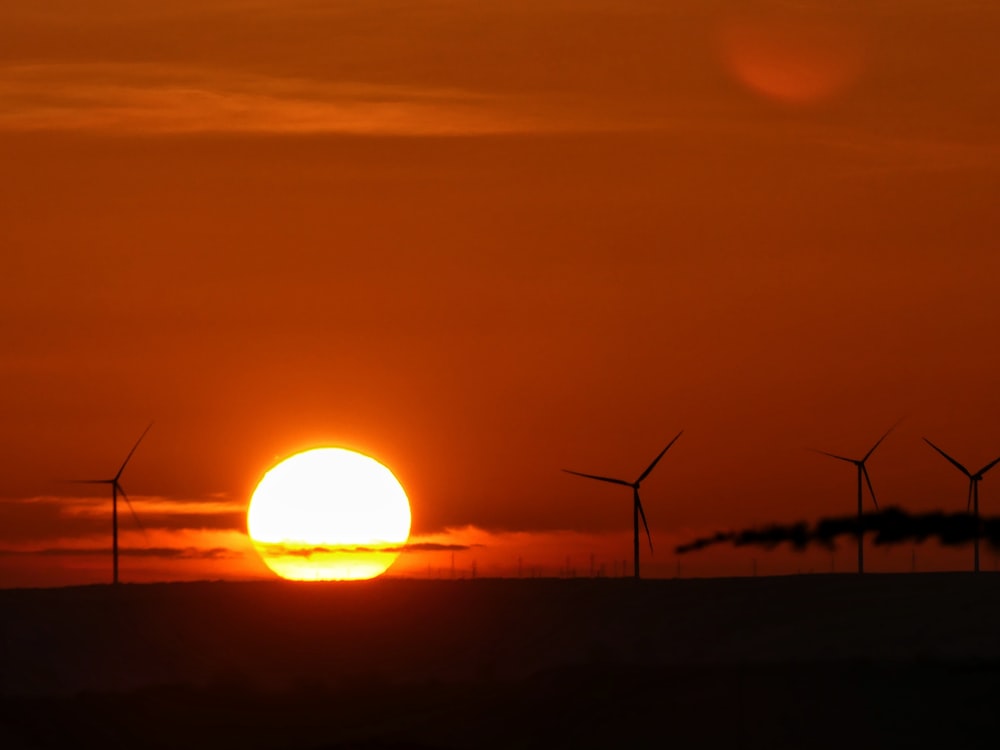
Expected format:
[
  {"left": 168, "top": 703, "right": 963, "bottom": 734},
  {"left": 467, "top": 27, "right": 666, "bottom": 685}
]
[{"left": 247, "top": 448, "right": 411, "bottom": 581}]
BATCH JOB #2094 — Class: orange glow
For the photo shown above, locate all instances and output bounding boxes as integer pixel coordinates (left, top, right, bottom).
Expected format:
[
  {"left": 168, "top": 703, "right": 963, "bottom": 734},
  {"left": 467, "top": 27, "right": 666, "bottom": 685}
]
[
  {"left": 719, "top": 9, "right": 866, "bottom": 104},
  {"left": 247, "top": 448, "right": 411, "bottom": 581},
  {"left": 3, "top": 2, "right": 1000, "bottom": 587}
]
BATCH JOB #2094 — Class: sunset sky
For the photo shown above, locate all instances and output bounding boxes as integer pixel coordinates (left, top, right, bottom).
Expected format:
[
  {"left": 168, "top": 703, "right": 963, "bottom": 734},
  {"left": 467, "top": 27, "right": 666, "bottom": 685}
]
[{"left": 3, "top": 1, "right": 1000, "bottom": 587}]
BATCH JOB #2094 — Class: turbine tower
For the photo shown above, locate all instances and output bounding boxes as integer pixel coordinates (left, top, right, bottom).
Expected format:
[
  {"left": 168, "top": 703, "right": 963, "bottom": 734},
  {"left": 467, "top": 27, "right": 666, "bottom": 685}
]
[
  {"left": 923, "top": 438, "right": 1000, "bottom": 573},
  {"left": 563, "top": 431, "right": 683, "bottom": 580},
  {"left": 69, "top": 423, "right": 153, "bottom": 585},
  {"left": 813, "top": 424, "right": 896, "bottom": 575}
]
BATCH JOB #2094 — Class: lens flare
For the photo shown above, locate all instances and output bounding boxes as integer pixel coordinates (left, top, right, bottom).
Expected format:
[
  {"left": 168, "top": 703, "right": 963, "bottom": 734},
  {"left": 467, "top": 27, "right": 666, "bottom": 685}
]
[{"left": 719, "top": 8, "right": 867, "bottom": 105}]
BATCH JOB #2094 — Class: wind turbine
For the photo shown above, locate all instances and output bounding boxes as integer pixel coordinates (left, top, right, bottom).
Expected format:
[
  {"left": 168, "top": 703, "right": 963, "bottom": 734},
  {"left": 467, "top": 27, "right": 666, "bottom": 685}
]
[
  {"left": 923, "top": 438, "right": 1000, "bottom": 573},
  {"left": 812, "top": 424, "right": 896, "bottom": 575},
  {"left": 68, "top": 423, "right": 153, "bottom": 585},
  {"left": 563, "top": 431, "right": 683, "bottom": 580}
]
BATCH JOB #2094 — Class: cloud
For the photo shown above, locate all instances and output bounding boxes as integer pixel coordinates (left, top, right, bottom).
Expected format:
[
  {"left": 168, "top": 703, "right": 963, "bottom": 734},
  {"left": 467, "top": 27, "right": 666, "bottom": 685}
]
[
  {"left": 0, "top": 495, "right": 245, "bottom": 543},
  {"left": 400, "top": 542, "right": 479, "bottom": 553},
  {"left": 0, "top": 545, "right": 239, "bottom": 560},
  {"left": 811, "top": 132, "right": 1000, "bottom": 175},
  {"left": 676, "top": 508, "right": 1000, "bottom": 555},
  {"left": 0, "top": 62, "right": 576, "bottom": 136},
  {"left": 255, "top": 541, "right": 479, "bottom": 558}
]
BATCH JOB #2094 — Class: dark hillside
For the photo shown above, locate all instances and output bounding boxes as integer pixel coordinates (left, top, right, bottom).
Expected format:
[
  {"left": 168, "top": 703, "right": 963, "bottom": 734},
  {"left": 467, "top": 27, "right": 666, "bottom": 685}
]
[{"left": 3, "top": 575, "right": 1000, "bottom": 748}]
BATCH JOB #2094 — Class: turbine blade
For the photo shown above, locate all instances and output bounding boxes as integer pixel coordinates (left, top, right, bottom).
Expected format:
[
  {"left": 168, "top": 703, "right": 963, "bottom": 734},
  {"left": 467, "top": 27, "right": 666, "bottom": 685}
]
[
  {"left": 60, "top": 479, "right": 113, "bottom": 484},
  {"left": 115, "top": 422, "right": 154, "bottom": 480},
  {"left": 976, "top": 455, "right": 1000, "bottom": 478},
  {"left": 923, "top": 438, "right": 971, "bottom": 477},
  {"left": 863, "top": 421, "right": 901, "bottom": 462},
  {"left": 117, "top": 483, "right": 150, "bottom": 543},
  {"left": 968, "top": 481, "right": 974, "bottom": 513},
  {"left": 808, "top": 448, "right": 857, "bottom": 465},
  {"left": 562, "top": 469, "right": 632, "bottom": 487},
  {"left": 636, "top": 430, "right": 683, "bottom": 485},
  {"left": 862, "top": 465, "right": 879, "bottom": 512},
  {"left": 636, "top": 494, "right": 653, "bottom": 553}
]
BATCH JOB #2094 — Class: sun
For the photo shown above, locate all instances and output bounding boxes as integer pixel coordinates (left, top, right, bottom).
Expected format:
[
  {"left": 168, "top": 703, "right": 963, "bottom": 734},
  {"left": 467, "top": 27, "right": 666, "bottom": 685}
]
[{"left": 247, "top": 447, "right": 411, "bottom": 581}]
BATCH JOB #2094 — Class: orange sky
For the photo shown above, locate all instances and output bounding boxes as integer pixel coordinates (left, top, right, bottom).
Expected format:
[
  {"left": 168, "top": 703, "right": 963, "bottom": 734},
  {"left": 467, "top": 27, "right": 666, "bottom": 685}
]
[{"left": 3, "top": 1, "right": 1000, "bottom": 587}]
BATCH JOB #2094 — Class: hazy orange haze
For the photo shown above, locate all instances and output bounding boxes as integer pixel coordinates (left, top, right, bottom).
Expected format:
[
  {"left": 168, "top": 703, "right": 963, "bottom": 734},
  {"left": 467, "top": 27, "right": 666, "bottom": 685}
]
[{"left": 2, "top": 1, "right": 1000, "bottom": 586}]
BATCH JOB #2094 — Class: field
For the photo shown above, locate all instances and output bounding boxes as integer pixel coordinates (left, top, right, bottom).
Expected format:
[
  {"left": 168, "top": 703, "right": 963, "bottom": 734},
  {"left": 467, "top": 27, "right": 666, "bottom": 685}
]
[{"left": 3, "top": 574, "right": 1000, "bottom": 748}]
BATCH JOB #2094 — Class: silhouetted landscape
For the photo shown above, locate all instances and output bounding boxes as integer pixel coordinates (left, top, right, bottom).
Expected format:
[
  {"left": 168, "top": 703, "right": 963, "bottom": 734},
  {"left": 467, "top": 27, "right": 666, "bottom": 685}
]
[
  {"left": 4, "top": 575, "right": 1000, "bottom": 748},
  {"left": 5, "top": 1, "right": 1000, "bottom": 746}
]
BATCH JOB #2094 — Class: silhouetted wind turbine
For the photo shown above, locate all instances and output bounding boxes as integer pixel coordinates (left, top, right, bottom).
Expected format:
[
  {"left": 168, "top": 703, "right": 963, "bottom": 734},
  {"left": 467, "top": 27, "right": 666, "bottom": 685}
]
[
  {"left": 563, "top": 431, "right": 683, "bottom": 580},
  {"left": 68, "top": 423, "right": 153, "bottom": 585},
  {"left": 812, "top": 424, "right": 897, "bottom": 575},
  {"left": 923, "top": 438, "right": 1000, "bottom": 573}
]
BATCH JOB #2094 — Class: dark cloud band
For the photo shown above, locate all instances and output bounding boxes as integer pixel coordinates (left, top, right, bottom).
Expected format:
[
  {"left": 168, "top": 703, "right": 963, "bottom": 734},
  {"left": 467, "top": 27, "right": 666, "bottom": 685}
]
[
  {"left": 255, "top": 542, "right": 478, "bottom": 558},
  {"left": 0, "top": 546, "right": 238, "bottom": 560}
]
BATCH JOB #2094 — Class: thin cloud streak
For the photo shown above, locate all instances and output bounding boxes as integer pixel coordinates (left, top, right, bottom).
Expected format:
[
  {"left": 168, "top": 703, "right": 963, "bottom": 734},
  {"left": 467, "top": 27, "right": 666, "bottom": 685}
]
[
  {"left": 811, "top": 131, "right": 1000, "bottom": 175},
  {"left": 0, "top": 495, "right": 246, "bottom": 543},
  {"left": 0, "top": 63, "right": 596, "bottom": 136},
  {"left": 256, "top": 541, "right": 479, "bottom": 558},
  {"left": 0, "top": 546, "right": 238, "bottom": 560},
  {"left": 2, "top": 63, "right": 991, "bottom": 177}
]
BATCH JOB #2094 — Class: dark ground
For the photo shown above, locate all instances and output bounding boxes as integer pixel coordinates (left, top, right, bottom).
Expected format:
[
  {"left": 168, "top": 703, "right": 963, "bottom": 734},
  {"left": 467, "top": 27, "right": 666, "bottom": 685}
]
[{"left": 3, "top": 574, "right": 1000, "bottom": 748}]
